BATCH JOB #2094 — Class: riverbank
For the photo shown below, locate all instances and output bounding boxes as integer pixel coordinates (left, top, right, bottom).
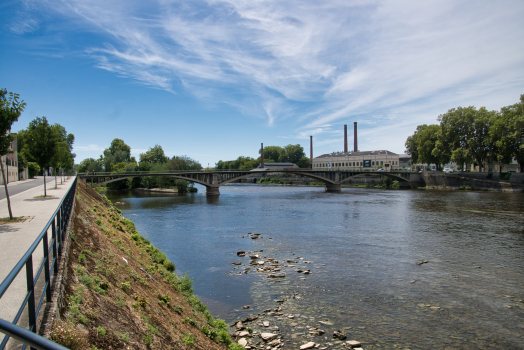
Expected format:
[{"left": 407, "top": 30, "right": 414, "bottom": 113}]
[
  {"left": 48, "top": 183, "right": 235, "bottom": 350},
  {"left": 135, "top": 187, "right": 178, "bottom": 193}
]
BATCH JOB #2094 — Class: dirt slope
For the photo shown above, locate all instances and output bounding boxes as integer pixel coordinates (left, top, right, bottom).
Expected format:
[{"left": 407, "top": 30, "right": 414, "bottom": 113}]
[{"left": 50, "top": 182, "right": 236, "bottom": 350}]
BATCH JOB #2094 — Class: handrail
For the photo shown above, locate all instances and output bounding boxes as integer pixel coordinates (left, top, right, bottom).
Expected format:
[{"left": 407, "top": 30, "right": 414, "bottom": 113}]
[
  {"left": 0, "top": 176, "right": 77, "bottom": 350},
  {"left": 0, "top": 319, "right": 68, "bottom": 350}
]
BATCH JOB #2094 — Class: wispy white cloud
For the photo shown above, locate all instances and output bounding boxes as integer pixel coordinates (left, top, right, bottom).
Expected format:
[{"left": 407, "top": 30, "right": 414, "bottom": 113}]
[
  {"left": 17, "top": 0, "right": 524, "bottom": 151},
  {"left": 74, "top": 144, "right": 105, "bottom": 152}
]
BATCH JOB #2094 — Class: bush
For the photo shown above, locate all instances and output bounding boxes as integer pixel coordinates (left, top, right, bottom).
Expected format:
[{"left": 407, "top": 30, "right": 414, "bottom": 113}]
[
  {"left": 28, "top": 162, "right": 40, "bottom": 178},
  {"left": 51, "top": 321, "right": 87, "bottom": 350}
]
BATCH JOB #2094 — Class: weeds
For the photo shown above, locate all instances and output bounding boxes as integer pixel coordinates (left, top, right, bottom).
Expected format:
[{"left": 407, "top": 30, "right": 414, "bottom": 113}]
[
  {"left": 97, "top": 326, "right": 106, "bottom": 336},
  {"left": 51, "top": 320, "right": 87, "bottom": 350},
  {"left": 120, "top": 282, "right": 131, "bottom": 293},
  {"left": 183, "top": 332, "right": 195, "bottom": 347}
]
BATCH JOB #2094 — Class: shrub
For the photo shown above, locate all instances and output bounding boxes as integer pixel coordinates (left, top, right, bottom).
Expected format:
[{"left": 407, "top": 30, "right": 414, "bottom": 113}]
[
  {"left": 97, "top": 326, "right": 106, "bottom": 336},
  {"left": 217, "top": 330, "right": 232, "bottom": 346},
  {"left": 143, "top": 334, "right": 152, "bottom": 346},
  {"left": 120, "top": 282, "right": 131, "bottom": 293},
  {"left": 51, "top": 321, "right": 87, "bottom": 350},
  {"left": 183, "top": 333, "right": 195, "bottom": 347}
]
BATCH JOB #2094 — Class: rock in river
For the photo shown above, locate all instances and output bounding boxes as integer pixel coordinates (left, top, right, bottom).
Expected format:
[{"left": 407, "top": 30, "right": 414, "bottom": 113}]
[
  {"left": 260, "top": 333, "right": 278, "bottom": 341},
  {"left": 300, "top": 342, "right": 316, "bottom": 349}
]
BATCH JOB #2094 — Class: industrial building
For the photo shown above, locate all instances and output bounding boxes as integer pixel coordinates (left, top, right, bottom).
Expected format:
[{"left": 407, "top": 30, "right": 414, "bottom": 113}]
[
  {"left": 310, "top": 122, "right": 401, "bottom": 171},
  {"left": 312, "top": 150, "right": 400, "bottom": 170}
]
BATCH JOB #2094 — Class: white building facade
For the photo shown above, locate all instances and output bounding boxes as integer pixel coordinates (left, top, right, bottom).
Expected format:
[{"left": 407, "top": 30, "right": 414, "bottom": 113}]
[{"left": 312, "top": 150, "right": 401, "bottom": 171}]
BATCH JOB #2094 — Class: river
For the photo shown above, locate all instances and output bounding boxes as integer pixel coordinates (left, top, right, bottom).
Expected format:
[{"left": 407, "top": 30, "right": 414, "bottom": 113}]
[{"left": 103, "top": 185, "right": 524, "bottom": 349}]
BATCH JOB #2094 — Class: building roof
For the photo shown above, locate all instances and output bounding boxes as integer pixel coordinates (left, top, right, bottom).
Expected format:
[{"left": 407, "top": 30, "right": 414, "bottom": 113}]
[
  {"left": 314, "top": 150, "right": 398, "bottom": 159},
  {"left": 256, "top": 162, "right": 297, "bottom": 168}
]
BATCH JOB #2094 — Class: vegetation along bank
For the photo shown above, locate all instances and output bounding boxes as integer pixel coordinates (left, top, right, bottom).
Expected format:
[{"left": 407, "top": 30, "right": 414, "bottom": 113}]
[{"left": 50, "top": 182, "right": 242, "bottom": 350}]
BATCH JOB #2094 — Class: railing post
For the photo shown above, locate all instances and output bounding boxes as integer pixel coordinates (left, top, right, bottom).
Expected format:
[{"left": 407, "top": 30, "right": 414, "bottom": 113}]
[
  {"left": 51, "top": 219, "right": 58, "bottom": 273},
  {"left": 43, "top": 231, "right": 51, "bottom": 302},
  {"left": 56, "top": 210, "right": 62, "bottom": 256},
  {"left": 25, "top": 256, "right": 36, "bottom": 333}
]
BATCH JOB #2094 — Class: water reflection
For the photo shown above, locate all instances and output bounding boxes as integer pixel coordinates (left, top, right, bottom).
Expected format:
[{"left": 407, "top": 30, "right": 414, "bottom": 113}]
[{"left": 104, "top": 186, "right": 524, "bottom": 349}]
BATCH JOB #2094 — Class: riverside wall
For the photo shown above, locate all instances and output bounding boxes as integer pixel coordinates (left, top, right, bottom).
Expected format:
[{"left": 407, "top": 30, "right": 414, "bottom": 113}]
[{"left": 423, "top": 172, "right": 524, "bottom": 192}]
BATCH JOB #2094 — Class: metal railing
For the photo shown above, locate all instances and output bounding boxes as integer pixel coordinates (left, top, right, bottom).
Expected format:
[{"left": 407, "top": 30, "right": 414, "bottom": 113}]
[{"left": 0, "top": 177, "right": 77, "bottom": 350}]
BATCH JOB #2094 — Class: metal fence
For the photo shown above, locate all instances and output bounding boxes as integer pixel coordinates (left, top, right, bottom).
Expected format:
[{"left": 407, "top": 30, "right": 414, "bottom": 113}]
[{"left": 0, "top": 177, "right": 77, "bottom": 350}]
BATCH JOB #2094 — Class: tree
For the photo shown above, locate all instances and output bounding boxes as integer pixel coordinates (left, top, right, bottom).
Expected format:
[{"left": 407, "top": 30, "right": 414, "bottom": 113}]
[
  {"left": 405, "top": 124, "right": 445, "bottom": 168},
  {"left": 417, "top": 124, "right": 443, "bottom": 170},
  {"left": 278, "top": 144, "right": 306, "bottom": 164},
  {"left": 139, "top": 145, "right": 168, "bottom": 165},
  {"left": 166, "top": 156, "right": 202, "bottom": 171},
  {"left": 25, "top": 117, "right": 57, "bottom": 197},
  {"left": 436, "top": 107, "right": 477, "bottom": 170},
  {"left": 77, "top": 158, "right": 103, "bottom": 173},
  {"left": 0, "top": 89, "right": 26, "bottom": 219},
  {"left": 467, "top": 107, "right": 496, "bottom": 172},
  {"left": 260, "top": 146, "right": 284, "bottom": 163},
  {"left": 492, "top": 94, "right": 524, "bottom": 172},
  {"left": 50, "top": 124, "right": 75, "bottom": 186},
  {"left": 102, "top": 138, "right": 131, "bottom": 172}
]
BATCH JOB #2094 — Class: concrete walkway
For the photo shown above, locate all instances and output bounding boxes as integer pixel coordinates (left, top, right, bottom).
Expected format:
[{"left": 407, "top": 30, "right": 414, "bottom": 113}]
[{"left": 0, "top": 177, "right": 75, "bottom": 336}]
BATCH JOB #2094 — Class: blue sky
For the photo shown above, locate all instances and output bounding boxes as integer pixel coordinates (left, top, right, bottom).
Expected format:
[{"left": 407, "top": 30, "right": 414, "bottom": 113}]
[{"left": 1, "top": 0, "right": 524, "bottom": 167}]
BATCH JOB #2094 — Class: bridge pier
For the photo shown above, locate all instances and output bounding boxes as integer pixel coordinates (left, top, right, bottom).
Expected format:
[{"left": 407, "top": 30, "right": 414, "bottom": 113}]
[
  {"left": 205, "top": 186, "right": 220, "bottom": 196},
  {"left": 324, "top": 183, "right": 341, "bottom": 193}
]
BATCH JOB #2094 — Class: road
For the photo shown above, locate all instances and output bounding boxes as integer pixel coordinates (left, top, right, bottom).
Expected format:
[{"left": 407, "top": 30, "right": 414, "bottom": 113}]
[{"left": 0, "top": 176, "right": 57, "bottom": 200}]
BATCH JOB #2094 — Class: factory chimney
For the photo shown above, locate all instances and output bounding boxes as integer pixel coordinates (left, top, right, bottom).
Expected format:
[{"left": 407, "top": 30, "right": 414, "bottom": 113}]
[
  {"left": 310, "top": 136, "right": 313, "bottom": 165},
  {"left": 354, "top": 122, "right": 358, "bottom": 152},
  {"left": 344, "top": 125, "right": 348, "bottom": 153},
  {"left": 261, "top": 143, "right": 264, "bottom": 168}
]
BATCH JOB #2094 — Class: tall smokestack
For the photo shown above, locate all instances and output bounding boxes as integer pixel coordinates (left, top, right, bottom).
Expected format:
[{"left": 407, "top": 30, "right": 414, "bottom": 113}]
[
  {"left": 310, "top": 136, "right": 313, "bottom": 165},
  {"left": 261, "top": 143, "right": 264, "bottom": 168},
  {"left": 344, "top": 125, "right": 348, "bottom": 153},
  {"left": 354, "top": 122, "right": 358, "bottom": 152}
]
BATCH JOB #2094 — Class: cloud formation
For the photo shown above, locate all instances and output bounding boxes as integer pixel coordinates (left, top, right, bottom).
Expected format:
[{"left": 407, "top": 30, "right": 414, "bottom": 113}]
[{"left": 18, "top": 0, "right": 524, "bottom": 145}]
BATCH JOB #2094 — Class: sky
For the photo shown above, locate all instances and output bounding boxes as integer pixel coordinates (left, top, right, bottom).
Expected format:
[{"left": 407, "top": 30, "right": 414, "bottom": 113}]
[{"left": 1, "top": 0, "right": 524, "bottom": 167}]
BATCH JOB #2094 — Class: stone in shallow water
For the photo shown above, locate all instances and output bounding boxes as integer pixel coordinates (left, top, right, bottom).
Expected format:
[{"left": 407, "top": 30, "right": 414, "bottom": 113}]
[
  {"left": 346, "top": 340, "right": 361, "bottom": 347},
  {"left": 260, "top": 333, "right": 278, "bottom": 341},
  {"left": 300, "top": 342, "right": 316, "bottom": 349},
  {"left": 238, "top": 338, "right": 248, "bottom": 346}
]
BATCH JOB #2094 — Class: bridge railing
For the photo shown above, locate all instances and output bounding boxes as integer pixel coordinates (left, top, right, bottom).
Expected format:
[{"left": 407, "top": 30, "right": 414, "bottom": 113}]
[
  {"left": 78, "top": 168, "right": 415, "bottom": 176},
  {"left": 0, "top": 177, "right": 77, "bottom": 350}
]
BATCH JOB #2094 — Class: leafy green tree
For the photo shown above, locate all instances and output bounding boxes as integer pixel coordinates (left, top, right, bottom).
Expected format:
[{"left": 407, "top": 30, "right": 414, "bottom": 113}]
[
  {"left": 0, "top": 89, "right": 26, "bottom": 218},
  {"left": 436, "top": 107, "right": 478, "bottom": 170},
  {"left": 27, "top": 162, "right": 40, "bottom": 178},
  {"left": 278, "top": 144, "right": 306, "bottom": 164},
  {"left": 467, "top": 107, "right": 496, "bottom": 172},
  {"left": 166, "top": 156, "right": 202, "bottom": 171},
  {"left": 416, "top": 124, "right": 443, "bottom": 170},
  {"left": 139, "top": 145, "right": 168, "bottom": 165},
  {"left": 77, "top": 158, "right": 103, "bottom": 173},
  {"left": 491, "top": 94, "right": 524, "bottom": 172},
  {"left": 25, "top": 116, "right": 56, "bottom": 197},
  {"left": 50, "top": 124, "right": 75, "bottom": 186},
  {"left": 260, "top": 146, "right": 284, "bottom": 163},
  {"left": 102, "top": 138, "right": 131, "bottom": 172},
  {"left": 296, "top": 156, "right": 311, "bottom": 168}
]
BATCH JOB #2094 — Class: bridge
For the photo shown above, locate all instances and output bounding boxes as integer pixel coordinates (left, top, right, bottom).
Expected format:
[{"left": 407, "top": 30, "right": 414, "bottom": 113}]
[{"left": 78, "top": 169, "right": 422, "bottom": 195}]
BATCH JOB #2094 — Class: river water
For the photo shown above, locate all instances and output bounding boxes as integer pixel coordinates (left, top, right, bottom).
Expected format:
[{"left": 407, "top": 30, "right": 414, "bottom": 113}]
[{"left": 104, "top": 185, "right": 524, "bottom": 349}]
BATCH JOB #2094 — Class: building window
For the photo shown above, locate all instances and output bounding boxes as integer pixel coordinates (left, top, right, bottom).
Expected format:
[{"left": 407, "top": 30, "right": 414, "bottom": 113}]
[
  {"left": 380, "top": 161, "right": 383, "bottom": 165},
  {"left": 372, "top": 161, "right": 374, "bottom": 166}
]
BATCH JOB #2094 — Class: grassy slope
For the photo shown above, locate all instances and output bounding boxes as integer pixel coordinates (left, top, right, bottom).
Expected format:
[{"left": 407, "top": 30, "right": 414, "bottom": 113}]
[{"left": 51, "top": 182, "right": 239, "bottom": 350}]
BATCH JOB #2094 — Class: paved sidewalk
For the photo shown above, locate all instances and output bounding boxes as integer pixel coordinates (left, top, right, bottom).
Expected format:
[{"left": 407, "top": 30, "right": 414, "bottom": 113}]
[{"left": 0, "top": 177, "right": 75, "bottom": 329}]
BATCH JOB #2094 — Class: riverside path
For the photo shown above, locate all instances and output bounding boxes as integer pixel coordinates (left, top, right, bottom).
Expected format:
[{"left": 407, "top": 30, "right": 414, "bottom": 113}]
[{"left": 0, "top": 176, "right": 74, "bottom": 348}]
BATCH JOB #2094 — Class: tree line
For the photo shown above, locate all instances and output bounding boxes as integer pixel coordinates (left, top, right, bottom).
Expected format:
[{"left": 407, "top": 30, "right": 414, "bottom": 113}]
[
  {"left": 215, "top": 144, "right": 310, "bottom": 170},
  {"left": 1, "top": 88, "right": 75, "bottom": 218},
  {"left": 405, "top": 94, "right": 524, "bottom": 172},
  {"left": 76, "top": 140, "right": 202, "bottom": 192}
]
